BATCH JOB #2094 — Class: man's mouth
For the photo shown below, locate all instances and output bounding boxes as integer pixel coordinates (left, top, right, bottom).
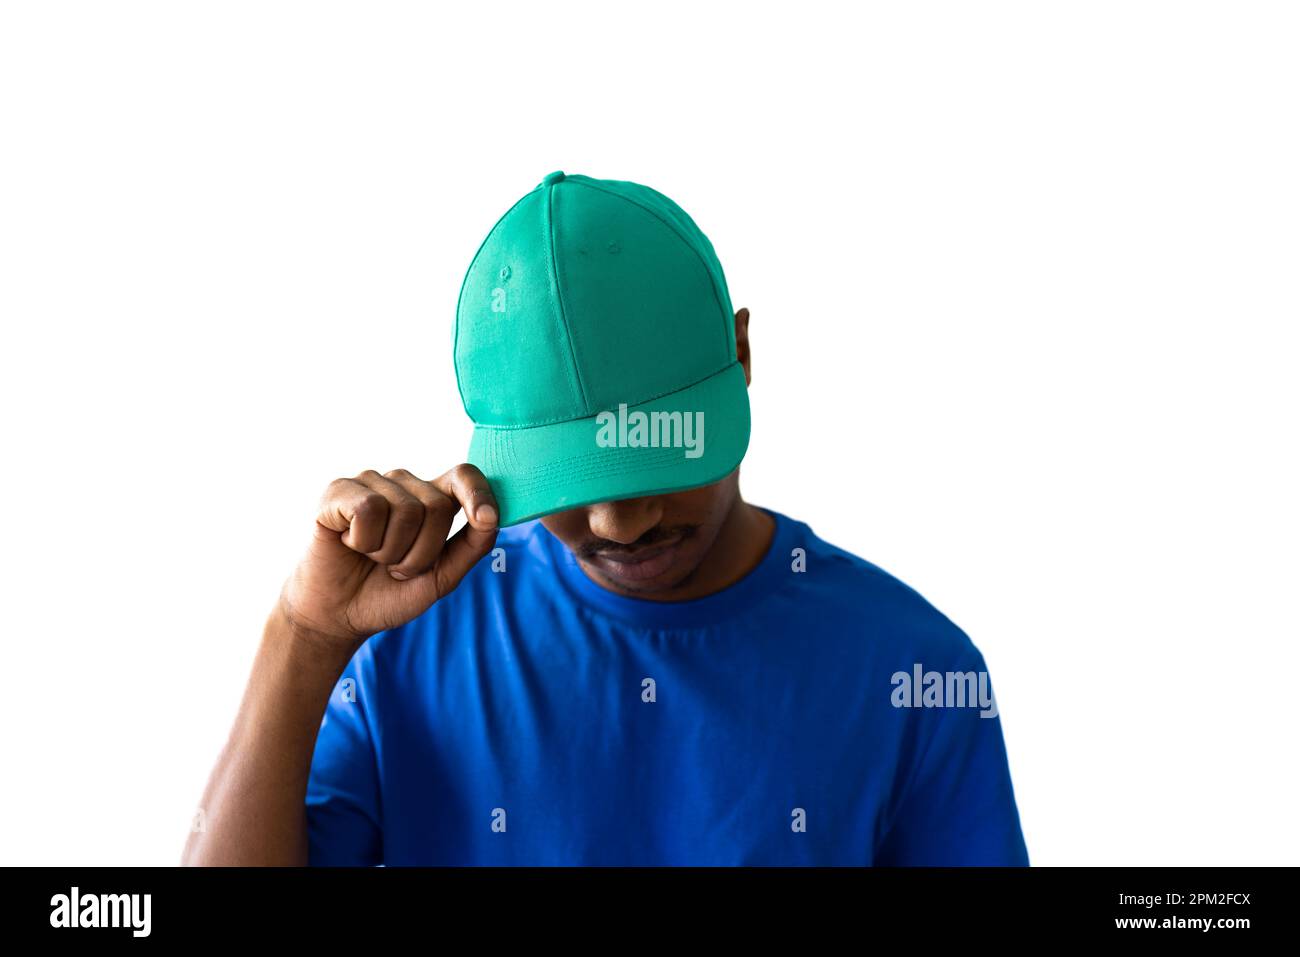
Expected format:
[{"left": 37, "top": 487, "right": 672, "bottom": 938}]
[{"left": 586, "top": 534, "right": 684, "bottom": 583}]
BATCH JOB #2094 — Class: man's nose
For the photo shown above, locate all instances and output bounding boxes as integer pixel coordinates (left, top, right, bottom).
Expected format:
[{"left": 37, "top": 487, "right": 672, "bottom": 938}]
[{"left": 586, "top": 497, "right": 664, "bottom": 546}]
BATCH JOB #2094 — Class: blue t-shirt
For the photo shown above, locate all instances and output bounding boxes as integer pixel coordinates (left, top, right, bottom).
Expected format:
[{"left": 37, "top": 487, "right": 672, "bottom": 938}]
[{"left": 305, "top": 508, "right": 1029, "bottom": 866}]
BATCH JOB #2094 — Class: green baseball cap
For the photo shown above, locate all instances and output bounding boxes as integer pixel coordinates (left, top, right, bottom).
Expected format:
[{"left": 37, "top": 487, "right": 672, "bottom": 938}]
[{"left": 454, "top": 170, "right": 750, "bottom": 527}]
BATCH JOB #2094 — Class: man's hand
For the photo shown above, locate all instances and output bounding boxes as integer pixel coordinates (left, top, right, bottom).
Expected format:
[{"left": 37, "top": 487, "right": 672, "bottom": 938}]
[
  {"left": 183, "top": 465, "right": 497, "bottom": 866},
  {"left": 277, "top": 465, "right": 499, "bottom": 651}
]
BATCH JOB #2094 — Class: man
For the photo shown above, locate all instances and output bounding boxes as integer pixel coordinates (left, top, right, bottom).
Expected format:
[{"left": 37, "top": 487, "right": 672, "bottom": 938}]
[{"left": 183, "top": 170, "right": 1029, "bottom": 866}]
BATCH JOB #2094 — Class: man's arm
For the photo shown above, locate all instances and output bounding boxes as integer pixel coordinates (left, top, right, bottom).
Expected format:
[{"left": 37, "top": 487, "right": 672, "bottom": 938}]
[
  {"left": 182, "top": 465, "right": 500, "bottom": 866},
  {"left": 181, "top": 609, "right": 355, "bottom": 866}
]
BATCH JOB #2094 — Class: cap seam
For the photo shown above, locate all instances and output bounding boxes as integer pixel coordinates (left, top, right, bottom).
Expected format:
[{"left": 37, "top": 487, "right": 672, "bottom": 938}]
[
  {"left": 567, "top": 177, "right": 733, "bottom": 365},
  {"left": 546, "top": 183, "right": 591, "bottom": 413},
  {"left": 469, "top": 358, "right": 742, "bottom": 431}
]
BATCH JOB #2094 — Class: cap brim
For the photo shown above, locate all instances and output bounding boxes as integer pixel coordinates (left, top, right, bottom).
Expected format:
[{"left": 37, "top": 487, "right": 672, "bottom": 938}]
[{"left": 467, "top": 361, "right": 750, "bottom": 527}]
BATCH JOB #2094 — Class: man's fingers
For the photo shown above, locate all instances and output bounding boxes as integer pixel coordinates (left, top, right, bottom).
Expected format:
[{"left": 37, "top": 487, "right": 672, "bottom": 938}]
[
  {"left": 381, "top": 468, "right": 456, "bottom": 581},
  {"left": 317, "top": 477, "right": 390, "bottom": 554},
  {"left": 427, "top": 464, "right": 500, "bottom": 591},
  {"left": 435, "top": 519, "right": 499, "bottom": 599},
  {"left": 429, "top": 464, "right": 500, "bottom": 535},
  {"left": 317, "top": 465, "right": 498, "bottom": 594},
  {"left": 316, "top": 470, "right": 424, "bottom": 563},
  {"left": 348, "top": 470, "right": 428, "bottom": 564}
]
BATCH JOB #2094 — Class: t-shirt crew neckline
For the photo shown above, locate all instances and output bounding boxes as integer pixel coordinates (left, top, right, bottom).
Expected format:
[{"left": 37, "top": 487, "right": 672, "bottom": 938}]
[{"left": 543, "top": 506, "right": 795, "bottom": 629}]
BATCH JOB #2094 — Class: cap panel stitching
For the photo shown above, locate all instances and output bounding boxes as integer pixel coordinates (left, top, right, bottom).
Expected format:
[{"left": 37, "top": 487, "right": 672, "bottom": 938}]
[
  {"left": 546, "top": 183, "right": 591, "bottom": 413},
  {"left": 568, "top": 177, "right": 734, "bottom": 366}
]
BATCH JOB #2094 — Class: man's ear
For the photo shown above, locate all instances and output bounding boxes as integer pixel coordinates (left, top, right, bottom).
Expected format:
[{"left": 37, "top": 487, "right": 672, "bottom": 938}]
[{"left": 734, "top": 307, "right": 752, "bottom": 386}]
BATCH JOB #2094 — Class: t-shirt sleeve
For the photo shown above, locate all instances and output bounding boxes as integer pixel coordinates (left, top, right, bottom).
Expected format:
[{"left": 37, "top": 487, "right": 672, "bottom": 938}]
[
  {"left": 305, "top": 649, "right": 383, "bottom": 866},
  {"left": 875, "top": 650, "right": 1030, "bottom": 866}
]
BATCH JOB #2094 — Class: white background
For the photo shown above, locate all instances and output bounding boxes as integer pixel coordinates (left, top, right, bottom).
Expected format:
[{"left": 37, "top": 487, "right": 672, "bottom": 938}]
[{"left": 1, "top": 1, "right": 1296, "bottom": 866}]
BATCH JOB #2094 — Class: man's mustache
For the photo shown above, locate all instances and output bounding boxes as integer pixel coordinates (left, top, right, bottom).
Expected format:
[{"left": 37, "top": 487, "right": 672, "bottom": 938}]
[{"left": 575, "top": 524, "right": 697, "bottom": 559}]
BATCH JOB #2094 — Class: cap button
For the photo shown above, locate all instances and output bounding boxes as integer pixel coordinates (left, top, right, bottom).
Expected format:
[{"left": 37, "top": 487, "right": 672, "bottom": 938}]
[{"left": 541, "top": 170, "right": 566, "bottom": 187}]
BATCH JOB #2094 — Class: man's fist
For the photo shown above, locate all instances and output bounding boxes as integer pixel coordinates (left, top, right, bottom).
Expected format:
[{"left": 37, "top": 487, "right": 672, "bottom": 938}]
[{"left": 277, "top": 465, "right": 499, "bottom": 651}]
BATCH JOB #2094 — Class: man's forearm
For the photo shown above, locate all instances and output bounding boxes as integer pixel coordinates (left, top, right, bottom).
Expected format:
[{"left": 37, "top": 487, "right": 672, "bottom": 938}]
[{"left": 181, "top": 608, "right": 358, "bottom": 866}]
